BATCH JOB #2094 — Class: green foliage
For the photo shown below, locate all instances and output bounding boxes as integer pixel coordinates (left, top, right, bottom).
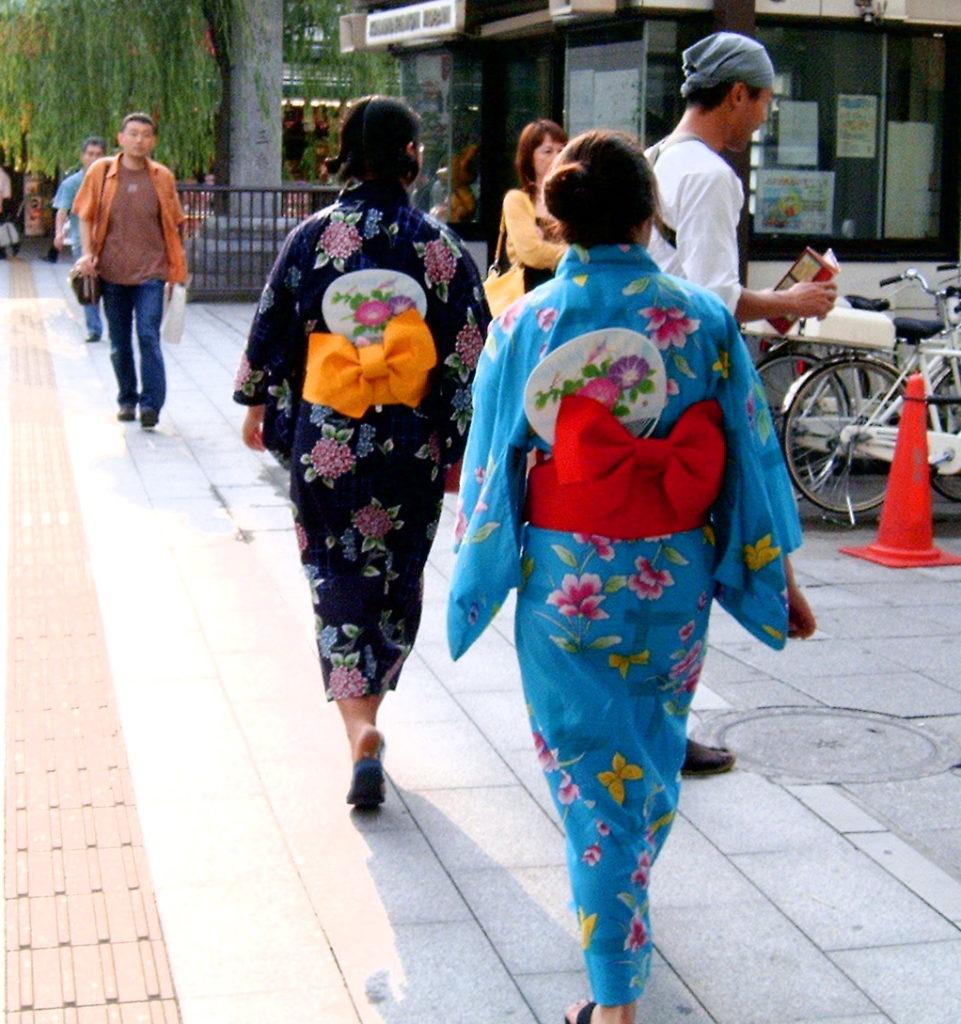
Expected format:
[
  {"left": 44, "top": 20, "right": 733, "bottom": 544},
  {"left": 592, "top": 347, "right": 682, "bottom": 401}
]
[
  {"left": 0, "top": 0, "right": 224, "bottom": 174},
  {"left": 285, "top": 0, "right": 399, "bottom": 103},
  {"left": 0, "top": 0, "right": 398, "bottom": 175}
]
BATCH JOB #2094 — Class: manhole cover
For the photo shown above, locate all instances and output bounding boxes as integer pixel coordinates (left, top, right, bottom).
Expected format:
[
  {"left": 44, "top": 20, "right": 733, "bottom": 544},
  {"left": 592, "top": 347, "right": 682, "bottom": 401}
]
[{"left": 696, "top": 707, "right": 958, "bottom": 784}]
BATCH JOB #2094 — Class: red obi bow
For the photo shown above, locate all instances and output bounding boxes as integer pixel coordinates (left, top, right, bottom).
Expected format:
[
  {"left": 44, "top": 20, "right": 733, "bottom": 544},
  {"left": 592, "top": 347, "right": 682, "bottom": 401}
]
[{"left": 525, "top": 395, "right": 727, "bottom": 539}]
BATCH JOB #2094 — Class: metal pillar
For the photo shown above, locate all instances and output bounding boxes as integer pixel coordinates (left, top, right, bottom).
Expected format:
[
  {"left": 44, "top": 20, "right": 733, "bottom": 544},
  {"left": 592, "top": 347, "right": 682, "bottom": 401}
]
[{"left": 714, "top": 0, "right": 756, "bottom": 281}]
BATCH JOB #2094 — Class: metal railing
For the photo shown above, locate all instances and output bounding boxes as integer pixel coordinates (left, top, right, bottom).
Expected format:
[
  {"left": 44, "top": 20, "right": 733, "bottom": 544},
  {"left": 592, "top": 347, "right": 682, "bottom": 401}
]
[{"left": 177, "top": 184, "right": 339, "bottom": 301}]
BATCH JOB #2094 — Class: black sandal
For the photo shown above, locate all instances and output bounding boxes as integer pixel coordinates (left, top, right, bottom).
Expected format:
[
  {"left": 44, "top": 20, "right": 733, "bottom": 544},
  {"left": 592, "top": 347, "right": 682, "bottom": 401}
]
[
  {"left": 565, "top": 1001, "right": 596, "bottom": 1024},
  {"left": 346, "top": 744, "right": 386, "bottom": 809}
]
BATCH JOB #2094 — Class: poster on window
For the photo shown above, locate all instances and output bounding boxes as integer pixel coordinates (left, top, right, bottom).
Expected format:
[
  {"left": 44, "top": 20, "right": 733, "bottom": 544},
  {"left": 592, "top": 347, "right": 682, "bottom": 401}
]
[
  {"left": 778, "top": 101, "right": 819, "bottom": 166},
  {"left": 837, "top": 95, "right": 878, "bottom": 159},
  {"left": 756, "top": 170, "right": 835, "bottom": 235}
]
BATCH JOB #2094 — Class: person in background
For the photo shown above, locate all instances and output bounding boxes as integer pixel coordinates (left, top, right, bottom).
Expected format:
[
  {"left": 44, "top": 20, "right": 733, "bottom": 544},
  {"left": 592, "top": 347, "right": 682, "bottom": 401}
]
[
  {"left": 235, "top": 96, "right": 488, "bottom": 810},
  {"left": 646, "top": 31, "right": 835, "bottom": 776},
  {"left": 501, "top": 119, "right": 568, "bottom": 292},
  {"left": 647, "top": 32, "right": 836, "bottom": 329},
  {"left": 53, "top": 135, "right": 107, "bottom": 342},
  {"left": 448, "top": 129, "right": 815, "bottom": 1024},
  {"left": 73, "top": 112, "right": 187, "bottom": 429}
]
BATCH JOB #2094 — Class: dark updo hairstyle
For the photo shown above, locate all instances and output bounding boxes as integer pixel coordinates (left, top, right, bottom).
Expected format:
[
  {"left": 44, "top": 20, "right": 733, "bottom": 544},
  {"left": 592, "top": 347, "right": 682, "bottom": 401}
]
[
  {"left": 326, "top": 95, "right": 420, "bottom": 184},
  {"left": 543, "top": 130, "right": 657, "bottom": 248},
  {"left": 515, "top": 119, "right": 568, "bottom": 199}
]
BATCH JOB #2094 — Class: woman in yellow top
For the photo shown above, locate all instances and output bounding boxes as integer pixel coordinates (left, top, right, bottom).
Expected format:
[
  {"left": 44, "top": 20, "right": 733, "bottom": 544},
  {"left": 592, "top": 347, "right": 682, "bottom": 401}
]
[{"left": 502, "top": 119, "right": 568, "bottom": 291}]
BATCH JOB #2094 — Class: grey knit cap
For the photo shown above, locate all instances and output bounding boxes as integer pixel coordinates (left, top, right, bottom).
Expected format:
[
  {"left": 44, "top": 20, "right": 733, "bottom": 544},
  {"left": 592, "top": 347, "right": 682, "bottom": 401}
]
[{"left": 680, "top": 32, "right": 775, "bottom": 98}]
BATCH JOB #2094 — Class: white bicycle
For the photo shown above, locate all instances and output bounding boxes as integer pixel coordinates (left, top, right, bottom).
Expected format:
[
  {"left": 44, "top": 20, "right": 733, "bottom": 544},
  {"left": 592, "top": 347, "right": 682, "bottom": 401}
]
[{"left": 781, "top": 268, "right": 961, "bottom": 520}]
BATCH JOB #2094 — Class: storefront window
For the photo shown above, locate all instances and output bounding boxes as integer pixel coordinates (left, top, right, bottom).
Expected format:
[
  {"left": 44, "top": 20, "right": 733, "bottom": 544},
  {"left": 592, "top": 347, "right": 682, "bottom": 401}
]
[
  {"left": 754, "top": 26, "right": 948, "bottom": 245},
  {"left": 400, "top": 49, "right": 482, "bottom": 227},
  {"left": 564, "top": 21, "right": 710, "bottom": 151}
]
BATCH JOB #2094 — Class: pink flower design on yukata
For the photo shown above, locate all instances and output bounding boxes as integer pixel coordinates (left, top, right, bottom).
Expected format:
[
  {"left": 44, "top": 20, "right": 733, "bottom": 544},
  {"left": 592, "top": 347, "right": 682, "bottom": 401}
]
[
  {"left": 533, "top": 732, "right": 560, "bottom": 772},
  {"left": 308, "top": 438, "right": 355, "bottom": 480},
  {"left": 328, "top": 665, "right": 368, "bottom": 699},
  {"left": 320, "top": 221, "right": 362, "bottom": 261},
  {"left": 557, "top": 771, "right": 581, "bottom": 805},
  {"left": 671, "top": 640, "right": 705, "bottom": 693},
  {"left": 678, "top": 620, "right": 696, "bottom": 643},
  {"left": 574, "top": 534, "right": 616, "bottom": 561},
  {"left": 455, "top": 322, "right": 484, "bottom": 369},
  {"left": 453, "top": 502, "right": 468, "bottom": 544},
  {"left": 608, "top": 355, "right": 650, "bottom": 389},
  {"left": 582, "top": 843, "right": 602, "bottom": 866},
  {"left": 671, "top": 640, "right": 703, "bottom": 680},
  {"left": 354, "top": 299, "right": 392, "bottom": 327},
  {"left": 624, "top": 911, "right": 649, "bottom": 952},
  {"left": 630, "top": 851, "right": 651, "bottom": 886},
  {"left": 697, "top": 590, "right": 709, "bottom": 611},
  {"left": 295, "top": 522, "right": 309, "bottom": 553},
  {"left": 641, "top": 306, "right": 700, "bottom": 349},
  {"left": 666, "top": 378, "right": 680, "bottom": 397},
  {"left": 627, "top": 558, "right": 675, "bottom": 601},
  {"left": 499, "top": 296, "right": 527, "bottom": 330},
  {"left": 547, "top": 573, "right": 609, "bottom": 620},
  {"left": 474, "top": 466, "right": 487, "bottom": 485},
  {"left": 577, "top": 376, "right": 620, "bottom": 409},
  {"left": 596, "top": 820, "right": 611, "bottom": 837},
  {"left": 423, "top": 238, "right": 458, "bottom": 285},
  {"left": 536, "top": 307, "right": 558, "bottom": 331},
  {"left": 352, "top": 503, "right": 395, "bottom": 540}
]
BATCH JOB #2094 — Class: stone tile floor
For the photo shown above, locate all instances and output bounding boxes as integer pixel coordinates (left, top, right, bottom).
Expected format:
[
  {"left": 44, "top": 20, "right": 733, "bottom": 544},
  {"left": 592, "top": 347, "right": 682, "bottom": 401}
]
[{"left": 4, "top": 255, "right": 961, "bottom": 1023}]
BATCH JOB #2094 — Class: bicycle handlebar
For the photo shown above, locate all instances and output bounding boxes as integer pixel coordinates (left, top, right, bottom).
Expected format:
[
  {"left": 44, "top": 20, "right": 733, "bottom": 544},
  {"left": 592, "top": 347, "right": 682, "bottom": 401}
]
[
  {"left": 879, "top": 275, "right": 902, "bottom": 288},
  {"left": 937, "top": 263, "right": 959, "bottom": 272}
]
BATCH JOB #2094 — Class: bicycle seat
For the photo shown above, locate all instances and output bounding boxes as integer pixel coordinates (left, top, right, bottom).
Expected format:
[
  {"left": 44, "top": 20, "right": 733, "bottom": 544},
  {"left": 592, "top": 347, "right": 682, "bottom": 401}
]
[
  {"left": 893, "top": 317, "right": 943, "bottom": 344},
  {"left": 845, "top": 294, "right": 890, "bottom": 313}
]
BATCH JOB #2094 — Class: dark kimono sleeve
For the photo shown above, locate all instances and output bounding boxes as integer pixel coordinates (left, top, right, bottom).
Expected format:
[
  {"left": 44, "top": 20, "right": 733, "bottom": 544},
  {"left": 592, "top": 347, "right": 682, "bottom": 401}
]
[
  {"left": 232, "top": 222, "right": 314, "bottom": 460},
  {"left": 419, "top": 229, "right": 491, "bottom": 470}
]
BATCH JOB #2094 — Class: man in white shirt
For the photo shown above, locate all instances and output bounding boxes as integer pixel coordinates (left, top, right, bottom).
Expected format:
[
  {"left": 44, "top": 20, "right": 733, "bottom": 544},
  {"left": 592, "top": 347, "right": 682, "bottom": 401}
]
[
  {"left": 648, "top": 32, "right": 836, "bottom": 325},
  {"left": 648, "top": 33, "right": 834, "bottom": 777}
]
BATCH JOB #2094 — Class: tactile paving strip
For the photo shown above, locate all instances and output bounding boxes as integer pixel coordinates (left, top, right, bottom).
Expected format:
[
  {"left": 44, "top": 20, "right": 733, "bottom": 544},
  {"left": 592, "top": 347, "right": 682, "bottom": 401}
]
[{"left": 5, "top": 260, "right": 181, "bottom": 1023}]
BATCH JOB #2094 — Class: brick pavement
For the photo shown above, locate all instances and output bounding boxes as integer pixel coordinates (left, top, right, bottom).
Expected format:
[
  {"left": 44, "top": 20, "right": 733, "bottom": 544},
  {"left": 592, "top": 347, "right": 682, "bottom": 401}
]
[{"left": 4, "top": 259, "right": 179, "bottom": 1023}]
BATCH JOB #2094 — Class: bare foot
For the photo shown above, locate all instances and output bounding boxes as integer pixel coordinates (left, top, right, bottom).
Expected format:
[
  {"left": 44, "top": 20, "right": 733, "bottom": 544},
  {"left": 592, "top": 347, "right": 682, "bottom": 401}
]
[
  {"left": 565, "top": 1000, "right": 593, "bottom": 1024},
  {"left": 353, "top": 724, "right": 383, "bottom": 763}
]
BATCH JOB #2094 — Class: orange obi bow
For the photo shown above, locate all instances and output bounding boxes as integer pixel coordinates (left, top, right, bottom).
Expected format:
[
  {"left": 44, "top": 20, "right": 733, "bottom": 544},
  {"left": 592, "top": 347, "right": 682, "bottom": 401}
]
[
  {"left": 526, "top": 395, "right": 727, "bottom": 539},
  {"left": 303, "top": 308, "right": 437, "bottom": 419}
]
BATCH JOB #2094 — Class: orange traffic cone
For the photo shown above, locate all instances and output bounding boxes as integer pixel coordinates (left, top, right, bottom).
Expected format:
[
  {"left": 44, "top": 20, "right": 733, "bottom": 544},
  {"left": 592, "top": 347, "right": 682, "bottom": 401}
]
[{"left": 841, "top": 373, "right": 961, "bottom": 568}]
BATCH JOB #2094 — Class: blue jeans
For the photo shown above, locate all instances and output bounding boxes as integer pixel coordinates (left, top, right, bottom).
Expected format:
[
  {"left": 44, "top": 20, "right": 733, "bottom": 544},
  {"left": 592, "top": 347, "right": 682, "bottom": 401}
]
[
  {"left": 101, "top": 278, "right": 166, "bottom": 412},
  {"left": 71, "top": 245, "right": 102, "bottom": 338}
]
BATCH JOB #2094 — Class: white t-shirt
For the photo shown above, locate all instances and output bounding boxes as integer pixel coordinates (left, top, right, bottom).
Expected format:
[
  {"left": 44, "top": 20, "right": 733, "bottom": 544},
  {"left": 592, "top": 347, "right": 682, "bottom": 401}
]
[{"left": 647, "top": 139, "right": 743, "bottom": 315}]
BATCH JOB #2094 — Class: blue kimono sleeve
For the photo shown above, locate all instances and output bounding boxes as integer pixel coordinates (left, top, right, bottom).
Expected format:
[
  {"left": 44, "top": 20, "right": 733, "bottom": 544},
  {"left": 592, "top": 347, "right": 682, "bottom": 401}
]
[
  {"left": 711, "top": 316, "right": 802, "bottom": 650},
  {"left": 447, "top": 317, "right": 530, "bottom": 659}
]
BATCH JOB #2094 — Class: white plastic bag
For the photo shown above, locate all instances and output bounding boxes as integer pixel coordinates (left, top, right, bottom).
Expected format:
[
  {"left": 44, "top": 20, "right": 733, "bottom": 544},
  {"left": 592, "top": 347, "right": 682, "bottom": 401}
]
[
  {"left": 0, "top": 220, "right": 19, "bottom": 252},
  {"left": 161, "top": 283, "right": 187, "bottom": 344}
]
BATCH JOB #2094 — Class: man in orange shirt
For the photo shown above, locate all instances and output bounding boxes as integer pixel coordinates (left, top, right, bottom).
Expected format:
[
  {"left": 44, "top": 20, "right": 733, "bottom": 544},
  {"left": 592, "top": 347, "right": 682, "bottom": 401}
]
[{"left": 74, "top": 112, "right": 187, "bottom": 428}]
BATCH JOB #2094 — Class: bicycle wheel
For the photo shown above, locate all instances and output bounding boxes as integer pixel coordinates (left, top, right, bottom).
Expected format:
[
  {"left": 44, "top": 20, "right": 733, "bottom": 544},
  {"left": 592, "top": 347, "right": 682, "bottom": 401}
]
[
  {"left": 783, "top": 357, "right": 901, "bottom": 516},
  {"left": 930, "top": 365, "right": 961, "bottom": 501},
  {"left": 755, "top": 347, "right": 823, "bottom": 437}
]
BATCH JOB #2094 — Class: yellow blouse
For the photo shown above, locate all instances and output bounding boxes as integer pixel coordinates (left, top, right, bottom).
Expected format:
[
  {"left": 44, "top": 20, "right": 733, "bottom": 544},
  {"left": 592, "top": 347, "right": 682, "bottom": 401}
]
[{"left": 502, "top": 189, "right": 566, "bottom": 271}]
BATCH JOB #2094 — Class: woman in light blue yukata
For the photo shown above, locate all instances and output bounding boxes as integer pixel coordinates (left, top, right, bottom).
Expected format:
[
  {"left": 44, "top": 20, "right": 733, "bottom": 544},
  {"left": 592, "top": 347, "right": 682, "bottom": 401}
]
[{"left": 447, "top": 130, "right": 816, "bottom": 1024}]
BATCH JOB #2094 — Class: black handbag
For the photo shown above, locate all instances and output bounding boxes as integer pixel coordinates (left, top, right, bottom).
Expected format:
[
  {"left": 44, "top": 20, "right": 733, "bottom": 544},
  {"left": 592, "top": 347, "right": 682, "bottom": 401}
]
[{"left": 69, "top": 269, "right": 101, "bottom": 305}]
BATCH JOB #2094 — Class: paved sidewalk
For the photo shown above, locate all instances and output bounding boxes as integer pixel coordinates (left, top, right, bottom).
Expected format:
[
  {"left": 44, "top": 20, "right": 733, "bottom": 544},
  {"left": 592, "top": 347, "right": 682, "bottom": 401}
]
[{"left": 4, "top": 256, "right": 961, "bottom": 1024}]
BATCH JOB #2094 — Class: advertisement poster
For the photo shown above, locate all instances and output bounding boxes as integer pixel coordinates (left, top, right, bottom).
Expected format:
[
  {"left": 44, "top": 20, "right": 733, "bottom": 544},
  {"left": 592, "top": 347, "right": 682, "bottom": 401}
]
[
  {"left": 778, "top": 101, "right": 819, "bottom": 166},
  {"left": 756, "top": 170, "right": 835, "bottom": 235},
  {"left": 593, "top": 68, "right": 640, "bottom": 137},
  {"left": 837, "top": 95, "right": 878, "bottom": 159}
]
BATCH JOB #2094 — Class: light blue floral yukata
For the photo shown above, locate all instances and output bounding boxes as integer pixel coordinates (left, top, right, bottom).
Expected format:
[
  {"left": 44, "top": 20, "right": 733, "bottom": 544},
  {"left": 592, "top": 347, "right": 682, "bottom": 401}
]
[{"left": 447, "top": 245, "right": 802, "bottom": 1006}]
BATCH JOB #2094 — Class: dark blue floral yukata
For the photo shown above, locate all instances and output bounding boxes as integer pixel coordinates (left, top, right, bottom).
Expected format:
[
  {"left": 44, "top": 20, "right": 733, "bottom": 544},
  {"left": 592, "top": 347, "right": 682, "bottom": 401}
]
[{"left": 234, "top": 180, "right": 488, "bottom": 700}]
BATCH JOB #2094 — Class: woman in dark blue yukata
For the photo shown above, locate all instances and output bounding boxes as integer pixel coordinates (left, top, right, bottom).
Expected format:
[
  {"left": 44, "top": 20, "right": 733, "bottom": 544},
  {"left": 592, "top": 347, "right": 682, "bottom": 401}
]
[{"left": 234, "top": 96, "right": 488, "bottom": 808}]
